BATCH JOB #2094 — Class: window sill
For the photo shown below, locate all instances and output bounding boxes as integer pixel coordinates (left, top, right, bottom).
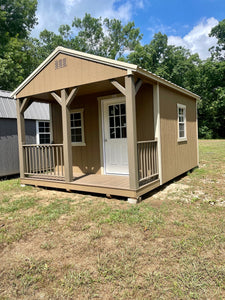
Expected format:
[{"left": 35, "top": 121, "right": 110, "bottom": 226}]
[
  {"left": 72, "top": 142, "right": 86, "bottom": 146},
  {"left": 177, "top": 138, "right": 187, "bottom": 143}
]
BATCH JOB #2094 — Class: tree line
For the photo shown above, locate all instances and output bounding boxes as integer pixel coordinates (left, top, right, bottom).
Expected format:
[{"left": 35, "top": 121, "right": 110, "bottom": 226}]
[{"left": 0, "top": 0, "right": 224, "bottom": 138}]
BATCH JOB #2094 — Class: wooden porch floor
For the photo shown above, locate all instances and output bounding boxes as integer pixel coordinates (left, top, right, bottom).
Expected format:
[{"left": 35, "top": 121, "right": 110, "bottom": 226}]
[
  {"left": 21, "top": 173, "right": 160, "bottom": 199},
  {"left": 72, "top": 173, "right": 130, "bottom": 189}
]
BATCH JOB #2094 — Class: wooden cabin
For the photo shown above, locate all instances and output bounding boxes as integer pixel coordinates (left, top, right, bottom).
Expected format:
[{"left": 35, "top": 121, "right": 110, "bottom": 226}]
[{"left": 12, "top": 47, "right": 199, "bottom": 202}]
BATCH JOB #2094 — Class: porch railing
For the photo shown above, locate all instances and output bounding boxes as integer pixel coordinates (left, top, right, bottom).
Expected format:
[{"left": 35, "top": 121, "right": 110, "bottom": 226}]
[
  {"left": 137, "top": 140, "right": 158, "bottom": 186},
  {"left": 23, "top": 144, "right": 64, "bottom": 178}
]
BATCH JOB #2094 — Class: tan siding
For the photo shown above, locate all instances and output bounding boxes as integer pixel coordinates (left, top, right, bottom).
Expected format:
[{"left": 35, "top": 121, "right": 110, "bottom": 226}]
[
  {"left": 17, "top": 53, "right": 127, "bottom": 98},
  {"left": 51, "top": 102, "right": 62, "bottom": 144},
  {"left": 136, "top": 83, "right": 154, "bottom": 141},
  {"left": 159, "top": 85, "right": 198, "bottom": 184}
]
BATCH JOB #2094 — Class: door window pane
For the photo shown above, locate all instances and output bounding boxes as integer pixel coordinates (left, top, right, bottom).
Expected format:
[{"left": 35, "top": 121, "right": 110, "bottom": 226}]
[
  {"left": 110, "top": 128, "right": 115, "bottom": 139},
  {"left": 122, "top": 127, "right": 127, "bottom": 138},
  {"left": 108, "top": 103, "right": 127, "bottom": 139}
]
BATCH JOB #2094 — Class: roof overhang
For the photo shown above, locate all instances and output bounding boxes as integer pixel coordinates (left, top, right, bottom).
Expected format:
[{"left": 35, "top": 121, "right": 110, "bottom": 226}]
[{"left": 136, "top": 67, "right": 200, "bottom": 100}]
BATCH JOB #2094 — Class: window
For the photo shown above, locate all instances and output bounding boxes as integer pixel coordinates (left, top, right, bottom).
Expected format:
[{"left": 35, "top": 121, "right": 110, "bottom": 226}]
[
  {"left": 108, "top": 103, "right": 127, "bottom": 139},
  {"left": 177, "top": 104, "right": 186, "bottom": 141},
  {"left": 36, "top": 121, "right": 51, "bottom": 144},
  {"left": 70, "top": 109, "right": 85, "bottom": 146}
]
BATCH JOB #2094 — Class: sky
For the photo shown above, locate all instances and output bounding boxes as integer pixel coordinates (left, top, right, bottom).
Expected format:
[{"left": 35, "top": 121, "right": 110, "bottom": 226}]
[{"left": 31, "top": 0, "right": 225, "bottom": 60}]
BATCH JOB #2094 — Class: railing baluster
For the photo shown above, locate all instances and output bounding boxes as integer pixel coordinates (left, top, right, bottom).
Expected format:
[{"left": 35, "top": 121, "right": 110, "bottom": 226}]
[
  {"left": 32, "top": 146, "right": 34, "bottom": 173},
  {"left": 49, "top": 146, "right": 52, "bottom": 175},
  {"left": 35, "top": 146, "right": 37, "bottom": 173},
  {"left": 56, "top": 146, "right": 59, "bottom": 176},
  {"left": 52, "top": 146, "right": 56, "bottom": 175},
  {"left": 146, "top": 143, "right": 148, "bottom": 177},
  {"left": 141, "top": 144, "right": 143, "bottom": 179},
  {"left": 38, "top": 146, "right": 41, "bottom": 174},
  {"left": 137, "top": 140, "right": 158, "bottom": 186},
  {"left": 60, "top": 146, "right": 63, "bottom": 177},
  {"left": 31, "top": 146, "right": 33, "bottom": 173},
  {"left": 28, "top": 146, "right": 30, "bottom": 173},
  {"left": 152, "top": 144, "right": 156, "bottom": 173},
  {"left": 45, "top": 146, "right": 48, "bottom": 174},
  {"left": 149, "top": 144, "right": 155, "bottom": 175},
  {"left": 41, "top": 146, "right": 44, "bottom": 173},
  {"left": 25, "top": 147, "right": 28, "bottom": 173}
]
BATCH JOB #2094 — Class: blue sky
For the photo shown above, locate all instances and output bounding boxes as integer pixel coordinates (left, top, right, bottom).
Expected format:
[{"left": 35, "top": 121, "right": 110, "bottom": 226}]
[{"left": 32, "top": 0, "right": 225, "bottom": 59}]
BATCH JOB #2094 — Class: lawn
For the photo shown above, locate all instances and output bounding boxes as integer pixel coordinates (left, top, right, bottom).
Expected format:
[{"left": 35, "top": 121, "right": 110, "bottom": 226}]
[{"left": 0, "top": 140, "right": 224, "bottom": 299}]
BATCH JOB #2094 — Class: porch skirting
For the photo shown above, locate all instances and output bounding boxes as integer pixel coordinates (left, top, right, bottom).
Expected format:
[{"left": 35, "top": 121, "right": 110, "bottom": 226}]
[{"left": 20, "top": 175, "right": 160, "bottom": 199}]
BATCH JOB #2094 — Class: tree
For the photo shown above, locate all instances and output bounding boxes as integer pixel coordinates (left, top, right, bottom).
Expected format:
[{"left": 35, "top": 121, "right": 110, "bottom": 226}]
[
  {"left": 102, "top": 18, "right": 142, "bottom": 59},
  {"left": 127, "top": 32, "right": 201, "bottom": 90},
  {"left": 72, "top": 14, "right": 104, "bottom": 55},
  {"left": 0, "top": 0, "right": 37, "bottom": 46},
  {"left": 196, "top": 60, "right": 225, "bottom": 138},
  {"left": 209, "top": 19, "right": 225, "bottom": 61},
  {"left": 0, "top": 0, "right": 38, "bottom": 90},
  {"left": 36, "top": 13, "right": 143, "bottom": 61},
  {"left": 196, "top": 19, "right": 225, "bottom": 138},
  {"left": 128, "top": 32, "right": 167, "bottom": 73}
]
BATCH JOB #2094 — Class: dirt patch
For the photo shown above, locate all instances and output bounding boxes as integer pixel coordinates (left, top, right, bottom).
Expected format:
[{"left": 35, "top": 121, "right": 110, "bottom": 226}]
[
  {"left": 154, "top": 183, "right": 189, "bottom": 198},
  {"left": 147, "top": 183, "right": 190, "bottom": 203}
]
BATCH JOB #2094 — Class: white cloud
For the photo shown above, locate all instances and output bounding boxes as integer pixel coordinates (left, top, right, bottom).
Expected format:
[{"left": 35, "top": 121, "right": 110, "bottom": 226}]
[
  {"left": 64, "top": 0, "right": 82, "bottom": 15},
  {"left": 102, "top": 1, "right": 133, "bottom": 22},
  {"left": 168, "top": 17, "right": 219, "bottom": 60},
  {"left": 32, "top": 0, "right": 144, "bottom": 37}
]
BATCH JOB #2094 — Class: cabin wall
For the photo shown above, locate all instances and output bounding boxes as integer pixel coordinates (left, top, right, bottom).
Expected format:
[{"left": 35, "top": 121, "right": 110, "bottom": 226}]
[
  {"left": 0, "top": 119, "right": 36, "bottom": 176},
  {"left": 136, "top": 83, "right": 154, "bottom": 141},
  {"left": 159, "top": 85, "right": 198, "bottom": 184}
]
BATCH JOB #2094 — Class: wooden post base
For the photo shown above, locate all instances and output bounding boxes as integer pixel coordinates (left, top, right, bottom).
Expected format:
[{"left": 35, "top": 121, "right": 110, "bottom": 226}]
[{"left": 127, "top": 197, "right": 141, "bottom": 204}]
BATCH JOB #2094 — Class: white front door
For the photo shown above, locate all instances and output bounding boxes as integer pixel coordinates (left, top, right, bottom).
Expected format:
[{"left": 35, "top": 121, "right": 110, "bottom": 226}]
[{"left": 102, "top": 98, "right": 129, "bottom": 175}]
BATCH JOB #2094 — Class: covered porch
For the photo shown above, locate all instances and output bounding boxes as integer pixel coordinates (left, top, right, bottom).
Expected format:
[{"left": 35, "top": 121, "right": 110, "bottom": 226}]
[
  {"left": 20, "top": 139, "right": 159, "bottom": 198},
  {"left": 15, "top": 47, "right": 161, "bottom": 200}
]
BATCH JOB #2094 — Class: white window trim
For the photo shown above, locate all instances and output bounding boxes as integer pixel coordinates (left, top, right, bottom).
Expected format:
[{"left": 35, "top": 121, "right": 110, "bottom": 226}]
[
  {"left": 70, "top": 108, "right": 86, "bottom": 146},
  {"left": 177, "top": 103, "right": 187, "bottom": 142},
  {"left": 49, "top": 103, "right": 54, "bottom": 143},
  {"left": 36, "top": 120, "right": 51, "bottom": 144}
]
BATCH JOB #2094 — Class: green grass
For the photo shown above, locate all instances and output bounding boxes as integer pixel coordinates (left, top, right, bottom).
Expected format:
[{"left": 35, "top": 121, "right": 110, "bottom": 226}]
[
  {"left": 0, "top": 140, "right": 224, "bottom": 299},
  {"left": 0, "top": 178, "right": 32, "bottom": 192},
  {"left": 0, "top": 196, "right": 37, "bottom": 213}
]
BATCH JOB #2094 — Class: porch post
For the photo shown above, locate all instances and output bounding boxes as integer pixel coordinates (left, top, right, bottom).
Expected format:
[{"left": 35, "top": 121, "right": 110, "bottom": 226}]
[
  {"left": 16, "top": 99, "right": 26, "bottom": 178},
  {"left": 125, "top": 75, "right": 139, "bottom": 190},
  {"left": 153, "top": 83, "right": 162, "bottom": 184},
  {"left": 61, "top": 89, "right": 73, "bottom": 182}
]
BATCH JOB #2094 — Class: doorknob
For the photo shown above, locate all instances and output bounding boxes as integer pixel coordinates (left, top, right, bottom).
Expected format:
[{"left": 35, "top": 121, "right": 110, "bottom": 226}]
[{"left": 104, "top": 139, "right": 107, "bottom": 142}]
